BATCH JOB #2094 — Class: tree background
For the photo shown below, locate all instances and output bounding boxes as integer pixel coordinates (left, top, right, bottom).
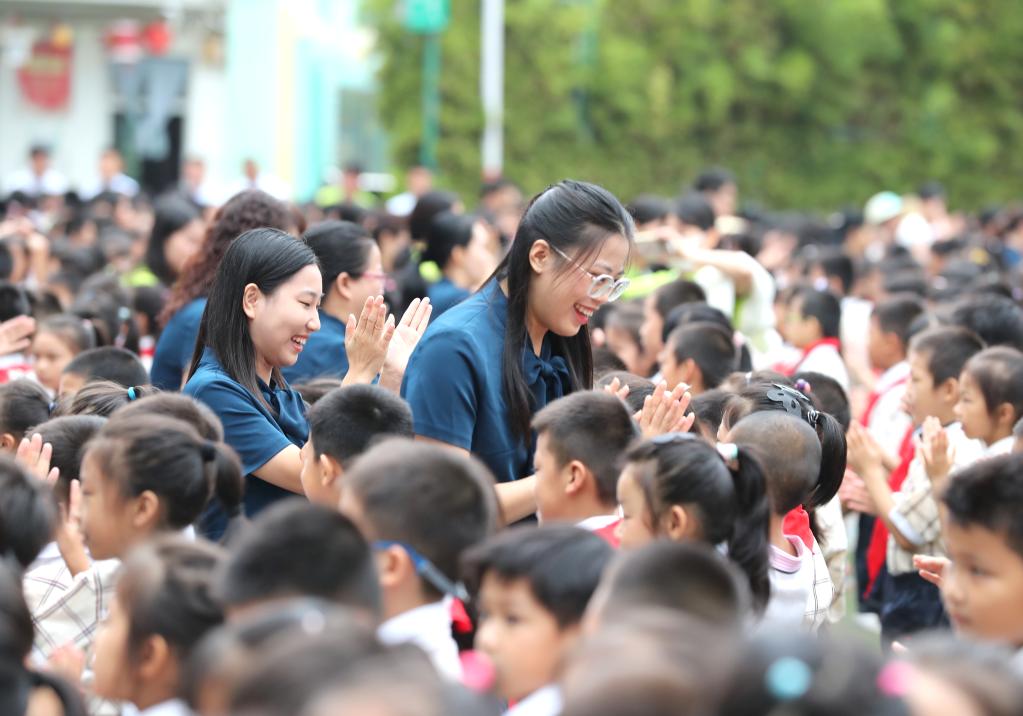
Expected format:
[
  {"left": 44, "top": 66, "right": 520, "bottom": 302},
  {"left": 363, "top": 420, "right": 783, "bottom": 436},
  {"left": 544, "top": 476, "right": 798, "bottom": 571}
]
[{"left": 365, "top": 0, "right": 1023, "bottom": 211}]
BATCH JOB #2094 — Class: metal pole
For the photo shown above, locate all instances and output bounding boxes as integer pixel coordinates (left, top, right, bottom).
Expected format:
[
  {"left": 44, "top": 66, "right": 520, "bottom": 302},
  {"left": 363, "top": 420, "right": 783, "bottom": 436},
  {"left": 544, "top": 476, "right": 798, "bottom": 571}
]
[
  {"left": 420, "top": 32, "right": 441, "bottom": 170},
  {"left": 480, "top": 0, "right": 504, "bottom": 180}
]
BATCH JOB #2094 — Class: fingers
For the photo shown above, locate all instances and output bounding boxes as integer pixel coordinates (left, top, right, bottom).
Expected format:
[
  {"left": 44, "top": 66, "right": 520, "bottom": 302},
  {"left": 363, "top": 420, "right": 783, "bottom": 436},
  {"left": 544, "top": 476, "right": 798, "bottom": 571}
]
[
  {"left": 675, "top": 411, "right": 696, "bottom": 434},
  {"left": 46, "top": 466, "right": 60, "bottom": 487},
  {"left": 380, "top": 314, "right": 396, "bottom": 345},
  {"left": 398, "top": 298, "right": 421, "bottom": 327},
  {"left": 68, "top": 479, "right": 82, "bottom": 523}
]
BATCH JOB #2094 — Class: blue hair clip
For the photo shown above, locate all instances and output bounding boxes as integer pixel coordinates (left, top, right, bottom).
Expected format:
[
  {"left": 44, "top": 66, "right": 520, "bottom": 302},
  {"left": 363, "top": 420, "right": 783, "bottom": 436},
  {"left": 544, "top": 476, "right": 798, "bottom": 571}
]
[
  {"left": 373, "top": 540, "right": 470, "bottom": 602},
  {"left": 127, "top": 387, "right": 138, "bottom": 401},
  {"left": 764, "top": 657, "right": 813, "bottom": 701}
]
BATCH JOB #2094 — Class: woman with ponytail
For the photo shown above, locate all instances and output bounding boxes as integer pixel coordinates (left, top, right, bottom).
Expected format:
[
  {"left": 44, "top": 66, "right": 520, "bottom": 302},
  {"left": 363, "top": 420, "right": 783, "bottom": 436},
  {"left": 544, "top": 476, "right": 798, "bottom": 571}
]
[{"left": 615, "top": 432, "right": 772, "bottom": 612}]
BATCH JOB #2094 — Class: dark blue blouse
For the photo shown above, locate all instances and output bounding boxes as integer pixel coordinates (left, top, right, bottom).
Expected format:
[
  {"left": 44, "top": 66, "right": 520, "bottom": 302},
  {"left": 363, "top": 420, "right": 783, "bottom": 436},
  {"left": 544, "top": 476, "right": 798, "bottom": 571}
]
[
  {"left": 427, "top": 277, "right": 471, "bottom": 318},
  {"left": 150, "top": 297, "right": 206, "bottom": 391},
  {"left": 282, "top": 310, "right": 349, "bottom": 384}
]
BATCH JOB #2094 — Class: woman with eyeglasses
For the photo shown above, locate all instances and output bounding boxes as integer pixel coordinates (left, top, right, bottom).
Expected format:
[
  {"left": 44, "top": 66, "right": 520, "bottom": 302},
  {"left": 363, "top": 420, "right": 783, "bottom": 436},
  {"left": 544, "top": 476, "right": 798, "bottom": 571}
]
[
  {"left": 282, "top": 220, "right": 414, "bottom": 385},
  {"left": 402, "top": 180, "right": 634, "bottom": 521}
]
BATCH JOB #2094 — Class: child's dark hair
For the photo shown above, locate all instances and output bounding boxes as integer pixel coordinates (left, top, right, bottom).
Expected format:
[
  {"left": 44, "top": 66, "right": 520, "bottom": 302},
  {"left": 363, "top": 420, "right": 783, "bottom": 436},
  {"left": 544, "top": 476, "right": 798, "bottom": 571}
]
[
  {"left": 721, "top": 382, "right": 846, "bottom": 511},
  {"left": 873, "top": 293, "right": 926, "bottom": 351},
  {"left": 961, "top": 347, "right": 1023, "bottom": 422},
  {"left": 66, "top": 380, "right": 157, "bottom": 418},
  {"left": 592, "top": 348, "right": 627, "bottom": 380},
  {"left": 623, "top": 434, "right": 771, "bottom": 611},
  {"left": 63, "top": 346, "right": 149, "bottom": 388},
  {"left": 532, "top": 391, "right": 639, "bottom": 506},
  {"left": 595, "top": 371, "right": 655, "bottom": 413},
  {"left": 0, "top": 282, "right": 30, "bottom": 322},
  {"left": 794, "top": 287, "right": 841, "bottom": 339},
  {"left": 942, "top": 453, "right": 1023, "bottom": 559},
  {"left": 0, "top": 380, "right": 51, "bottom": 444},
  {"left": 28, "top": 415, "right": 105, "bottom": 505},
  {"left": 909, "top": 326, "right": 985, "bottom": 385},
  {"left": 291, "top": 377, "right": 343, "bottom": 405},
  {"left": 109, "top": 392, "right": 224, "bottom": 441},
  {"left": 665, "top": 322, "right": 736, "bottom": 390},
  {"left": 36, "top": 314, "right": 96, "bottom": 354},
  {"left": 690, "top": 389, "right": 733, "bottom": 438},
  {"left": 307, "top": 385, "right": 414, "bottom": 468},
  {"left": 345, "top": 439, "right": 498, "bottom": 600},
  {"left": 213, "top": 499, "right": 380, "bottom": 616},
  {"left": 0, "top": 455, "right": 56, "bottom": 569},
  {"left": 600, "top": 541, "right": 750, "bottom": 629},
  {"left": 792, "top": 372, "right": 851, "bottom": 432},
  {"left": 605, "top": 304, "right": 644, "bottom": 353},
  {"left": 463, "top": 525, "right": 613, "bottom": 627},
  {"left": 118, "top": 536, "right": 226, "bottom": 663},
  {"left": 662, "top": 302, "right": 732, "bottom": 343},
  {"left": 729, "top": 412, "right": 822, "bottom": 518},
  {"left": 949, "top": 294, "right": 1023, "bottom": 352},
  {"left": 86, "top": 414, "right": 243, "bottom": 532},
  {"left": 651, "top": 279, "right": 706, "bottom": 321}
]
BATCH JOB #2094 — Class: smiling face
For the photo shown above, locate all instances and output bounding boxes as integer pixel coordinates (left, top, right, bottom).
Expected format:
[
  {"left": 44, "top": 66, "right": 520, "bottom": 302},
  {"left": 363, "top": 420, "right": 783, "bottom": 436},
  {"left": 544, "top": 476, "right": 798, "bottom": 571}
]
[
  {"left": 163, "top": 218, "right": 205, "bottom": 278},
  {"left": 245, "top": 264, "right": 323, "bottom": 379},
  {"left": 527, "top": 234, "right": 630, "bottom": 339}
]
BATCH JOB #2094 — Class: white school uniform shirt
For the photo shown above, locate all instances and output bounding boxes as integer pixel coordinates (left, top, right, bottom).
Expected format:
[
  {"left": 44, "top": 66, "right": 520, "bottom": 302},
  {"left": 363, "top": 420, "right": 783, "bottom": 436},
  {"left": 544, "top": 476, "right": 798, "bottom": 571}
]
[
  {"left": 763, "top": 536, "right": 832, "bottom": 633},
  {"left": 865, "top": 361, "right": 914, "bottom": 458},
  {"left": 125, "top": 700, "right": 194, "bottom": 716},
  {"left": 505, "top": 685, "right": 562, "bottom": 716},
  {"left": 985, "top": 436, "right": 1015, "bottom": 457},
  {"left": 576, "top": 514, "right": 619, "bottom": 532},
  {"left": 378, "top": 599, "right": 462, "bottom": 681},
  {"left": 795, "top": 342, "right": 850, "bottom": 392}
]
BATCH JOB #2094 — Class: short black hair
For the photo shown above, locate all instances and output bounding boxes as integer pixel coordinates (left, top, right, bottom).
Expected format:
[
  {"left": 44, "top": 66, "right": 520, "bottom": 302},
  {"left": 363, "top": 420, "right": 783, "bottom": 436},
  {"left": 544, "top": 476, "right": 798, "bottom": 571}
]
[
  {"left": 462, "top": 525, "right": 612, "bottom": 627},
  {"left": 675, "top": 193, "right": 716, "bottom": 230},
  {"left": 0, "top": 282, "right": 30, "bottom": 322},
  {"left": 795, "top": 287, "right": 842, "bottom": 339},
  {"left": 693, "top": 168, "right": 735, "bottom": 193},
  {"left": 626, "top": 195, "right": 671, "bottom": 225},
  {"left": 690, "top": 389, "right": 733, "bottom": 437},
  {"left": 873, "top": 293, "right": 926, "bottom": 350},
  {"left": 667, "top": 322, "right": 736, "bottom": 390},
  {"left": 592, "top": 348, "right": 627, "bottom": 381},
  {"left": 652, "top": 280, "right": 706, "bottom": 321},
  {"left": 345, "top": 439, "right": 498, "bottom": 600},
  {"left": 792, "top": 372, "right": 851, "bottom": 432},
  {"left": 949, "top": 294, "right": 1023, "bottom": 352},
  {"left": 594, "top": 371, "right": 655, "bottom": 414},
  {"left": 28, "top": 415, "right": 105, "bottom": 505},
  {"left": 599, "top": 542, "right": 748, "bottom": 629},
  {"left": 909, "top": 326, "right": 985, "bottom": 386},
  {"left": 63, "top": 346, "right": 148, "bottom": 388},
  {"left": 942, "top": 453, "right": 1023, "bottom": 560},
  {"left": 962, "top": 347, "right": 1023, "bottom": 423},
  {"left": 730, "top": 412, "right": 822, "bottom": 514},
  {"left": 0, "top": 380, "right": 51, "bottom": 442},
  {"left": 307, "top": 385, "right": 414, "bottom": 467},
  {"left": 662, "top": 302, "right": 731, "bottom": 343},
  {"left": 809, "top": 248, "right": 854, "bottom": 296},
  {"left": 532, "top": 391, "right": 639, "bottom": 504},
  {"left": 214, "top": 499, "right": 380, "bottom": 615},
  {"left": 0, "top": 455, "right": 56, "bottom": 568}
]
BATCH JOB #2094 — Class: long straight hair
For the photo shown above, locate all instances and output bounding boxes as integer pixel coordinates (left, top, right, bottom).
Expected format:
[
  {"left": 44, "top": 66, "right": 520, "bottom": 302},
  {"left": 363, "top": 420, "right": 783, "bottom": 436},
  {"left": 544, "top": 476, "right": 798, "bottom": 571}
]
[
  {"left": 492, "top": 180, "right": 634, "bottom": 441},
  {"left": 187, "top": 228, "right": 319, "bottom": 407}
]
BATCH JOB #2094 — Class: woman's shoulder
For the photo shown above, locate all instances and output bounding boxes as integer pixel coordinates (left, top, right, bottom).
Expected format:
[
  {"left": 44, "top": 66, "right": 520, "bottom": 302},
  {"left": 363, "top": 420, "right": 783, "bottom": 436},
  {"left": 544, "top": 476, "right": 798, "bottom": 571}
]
[
  {"left": 184, "top": 359, "right": 250, "bottom": 401},
  {"left": 424, "top": 286, "right": 504, "bottom": 339},
  {"left": 165, "top": 296, "right": 207, "bottom": 328}
]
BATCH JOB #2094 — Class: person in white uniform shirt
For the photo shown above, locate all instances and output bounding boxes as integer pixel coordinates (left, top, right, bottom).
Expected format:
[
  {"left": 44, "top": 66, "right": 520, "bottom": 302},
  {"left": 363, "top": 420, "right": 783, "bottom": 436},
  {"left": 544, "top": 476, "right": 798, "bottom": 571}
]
[
  {"left": 781, "top": 287, "right": 850, "bottom": 391},
  {"left": 82, "top": 148, "right": 140, "bottom": 199},
  {"left": 3, "top": 144, "right": 68, "bottom": 198},
  {"left": 339, "top": 440, "right": 499, "bottom": 682},
  {"left": 955, "top": 347, "right": 1023, "bottom": 459}
]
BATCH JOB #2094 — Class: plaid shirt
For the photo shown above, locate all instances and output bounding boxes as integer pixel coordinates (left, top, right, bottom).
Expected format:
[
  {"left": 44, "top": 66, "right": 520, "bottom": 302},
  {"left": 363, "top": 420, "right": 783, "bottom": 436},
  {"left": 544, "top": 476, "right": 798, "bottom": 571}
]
[{"left": 765, "top": 535, "right": 834, "bottom": 633}]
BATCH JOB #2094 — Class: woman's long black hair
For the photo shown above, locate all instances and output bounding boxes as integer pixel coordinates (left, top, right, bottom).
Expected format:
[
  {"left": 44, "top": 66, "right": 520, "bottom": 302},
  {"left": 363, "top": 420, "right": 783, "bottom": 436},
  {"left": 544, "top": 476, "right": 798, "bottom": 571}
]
[
  {"left": 145, "top": 195, "right": 200, "bottom": 286},
  {"left": 493, "top": 180, "right": 634, "bottom": 442},
  {"left": 187, "top": 228, "right": 318, "bottom": 407},
  {"left": 303, "top": 220, "right": 376, "bottom": 293}
]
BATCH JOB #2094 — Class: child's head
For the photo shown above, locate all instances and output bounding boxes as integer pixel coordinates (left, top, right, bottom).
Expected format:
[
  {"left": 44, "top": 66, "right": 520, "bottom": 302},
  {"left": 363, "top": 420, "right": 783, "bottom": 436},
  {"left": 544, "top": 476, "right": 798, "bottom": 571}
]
[
  {"left": 340, "top": 439, "right": 498, "bottom": 617},
  {"left": 594, "top": 371, "right": 655, "bottom": 413},
  {"left": 28, "top": 415, "right": 105, "bottom": 506},
  {"left": 784, "top": 287, "right": 841, "bottom": 348},
  {"left": 0, "top": 455, "right": 56, "bottom": 569},
  {"left": 291, "top": 377, "right": 343, "bottom": 405},
  {"left": 905, "top": 326, "right": 984, "bottom": 426},
  {"left": 531, "top": 390, "right": 638, "bottom": 523},
  {"left": 955, "top": 347, "right": 1023, "bottom": 445},
  {"left": 93, "top": 536, "right": 226, "bottom": 707},
  {"left": 0, "top": 379, "right": 51, "bottom": 450},
  {"left": 604, "top": 305, "right": 651, "bottom": 377},
  {"left": 588, "top": 541, "right": 749, "bottom": 632},
  {"left": 721, "top": 382, "right": 845, "bottom": 511},
  {"left": 0, "top": 281, "right": 30, "bottom": 322},
  {"left": 616, "top": 433, "right": 770, "bottom": 610},
  {"left": 80, "top": 415, "right": 243, "bottom": 560},
  {"left": 640, "top": 279, "right": 705, "bottom": 357},
  {"left": 301, "top": 385, "right": 414, "bottom": 507},
  {"left": 463, "top": 525, "right": 612, "bottom": 703},
  {"left": 690, "top": 389, "right": 734, "bottom": 441},
  {"left": 791, "top": 372, "right": 851, "bottom": 431},
  {"left": 868, "top": 293, "right": 925, "bottom": 371},
  {"left": 213, "top": 499, "right": 380, "bottom": 621},
  {"left": 59, "top": 346, "right": 149, "bottom": 398},
  {"left": 30, "top": 314, "right": 95, "bottom": 392},
  {"left": 941, "top": 453, "right": 1023, "bottom": 647},
  {"left": 66, "top": 380, "right": 157, "bottom": 418},
  {"left": 110, "top": 392, "right": 224, "bottom": 441},
  {"left": 659, "top": 321, "right": 736, "bottom": 393}
]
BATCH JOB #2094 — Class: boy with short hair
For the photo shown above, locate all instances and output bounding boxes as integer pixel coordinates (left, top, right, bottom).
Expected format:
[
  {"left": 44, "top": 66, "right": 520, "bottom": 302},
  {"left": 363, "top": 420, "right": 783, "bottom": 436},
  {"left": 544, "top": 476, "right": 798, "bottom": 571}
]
[
  {"left": 940, "top": 452, "right": 1023, "bottom": 668},
  {"left": 340, "top": 438, "right": 498, "bottom": 681},
  {"left": 213, "top": 499, "right": 381, "bottom": 622},
  {"left": 463, "top": 525, "right": 613, "bottom": 716},
  {"left": 657, "top": 321, "right": 736, "bottom": 394},
  {"left": 782, "top": 287, "right": 849, "bottom": 390},
  {"left": 60, "top": 346, "right": 148, "bottom": 397},
  {"left": 847, "top": 326, "right": 985, "bottom": 644},
  {"left": 531, "top": 391, "right": 638, "bottom": 543},
  {"left": 299, "top": 384, "right": 414, "bottom": 506}
]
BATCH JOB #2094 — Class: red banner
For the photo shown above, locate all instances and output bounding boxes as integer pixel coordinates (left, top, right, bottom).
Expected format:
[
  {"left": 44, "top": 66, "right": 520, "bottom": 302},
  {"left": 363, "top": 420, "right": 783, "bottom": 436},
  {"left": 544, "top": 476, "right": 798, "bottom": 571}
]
[{"left": 17, "top": 40, "right": 72, "bottom": 111}]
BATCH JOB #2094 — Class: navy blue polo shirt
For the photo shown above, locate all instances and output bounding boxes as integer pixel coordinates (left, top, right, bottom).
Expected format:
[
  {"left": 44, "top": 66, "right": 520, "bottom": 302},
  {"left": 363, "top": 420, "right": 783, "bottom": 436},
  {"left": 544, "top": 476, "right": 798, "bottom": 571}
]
[
  {"left": 427, "top": 277, "right": 471, "bottom": 318},
  {"left": 150, "top": 297, "right": 206, "bottom": 390},
  {"left": 282, "top": 310, "right": 349, "bottom": 383},
  {"left": 184, "top": 348, "right": 308, "bottom": 538},
  {"left": 401, "top": 281, "right": 574, "bottom": 484}
]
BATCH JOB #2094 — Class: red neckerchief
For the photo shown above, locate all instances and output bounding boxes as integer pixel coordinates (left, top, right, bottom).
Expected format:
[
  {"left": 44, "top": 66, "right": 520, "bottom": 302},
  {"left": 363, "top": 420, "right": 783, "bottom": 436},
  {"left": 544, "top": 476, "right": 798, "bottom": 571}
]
[
  {"left": 863, "top": 425, "right": 917, "bottom": 598},
  {"left": 593, "top": 518, "right": 622, "bottom": 549},
  {"left": 780, "top": 337, "right": 842, "bottom": 376},
  {"left": 860, "top": 374, "right": 909, "bottom": 428},
  {"left": 783, "top": 506, "right": 815, "bottom": 550}
]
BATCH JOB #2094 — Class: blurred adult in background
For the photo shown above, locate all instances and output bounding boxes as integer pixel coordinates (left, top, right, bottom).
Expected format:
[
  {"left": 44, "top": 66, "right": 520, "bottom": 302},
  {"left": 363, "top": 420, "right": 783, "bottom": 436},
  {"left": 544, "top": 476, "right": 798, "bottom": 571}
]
[
  {"left": 864, "top": 191, "right": 933, "bottom": 264},
  {"left": 424, "top": 212, "right": 498, "bottom": 317},
  {"left": 385, "top": 165, "right": 434, "bottom": 217},
  {"left": 2, "top": 145, "right": 68, "bottom": 200},
  {"left": 480, "top": 178, "right": 525, "bottom": 242},
  {"left": 82, "top": 148, "right": 139, "bottom": 200},
  {"left": 179, "top": 156, "right": 220, "bottom": 210},
  {"left": 229, "top": 159, "right": 291, "bottom": 201},
  {"left": 125, "top": 195, "right": 204, "bottom": 288},
  {"left": 693, "top": 167, "right": 738, "bottom": 220}
]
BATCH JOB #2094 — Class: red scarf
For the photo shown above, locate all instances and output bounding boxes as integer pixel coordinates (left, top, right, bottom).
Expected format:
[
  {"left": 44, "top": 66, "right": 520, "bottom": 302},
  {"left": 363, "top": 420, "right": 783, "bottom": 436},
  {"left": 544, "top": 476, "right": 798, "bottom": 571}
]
[
  {"left": 779, "top": 337, "right": 842, "bottom": 377},
  {"left": 860, "top": 374, "right": 909, "bottom": 428},
  {"left": 863, "top": 425, "right": 917, "bottom": 597},
  {"left": 783, "top": 506, "right": 815, "bottom": 550}
]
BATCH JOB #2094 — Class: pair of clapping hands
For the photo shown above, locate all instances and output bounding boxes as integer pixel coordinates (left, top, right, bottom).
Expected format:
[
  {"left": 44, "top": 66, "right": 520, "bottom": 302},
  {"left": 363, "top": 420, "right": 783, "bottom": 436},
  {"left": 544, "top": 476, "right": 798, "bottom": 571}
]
[
  {"left": 342, "top": 296, "right": 432, "bottom": 392},
  {"left": 604, "top": 377, "right": 695, "bottom": 437}
]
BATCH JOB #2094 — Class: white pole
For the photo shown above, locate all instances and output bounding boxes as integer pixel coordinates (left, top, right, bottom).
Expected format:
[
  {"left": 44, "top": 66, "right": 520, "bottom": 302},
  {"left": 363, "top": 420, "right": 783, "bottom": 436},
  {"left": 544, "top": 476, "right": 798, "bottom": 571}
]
[{"left": 480, "top": 0, "right": 504, "bottom": 179}]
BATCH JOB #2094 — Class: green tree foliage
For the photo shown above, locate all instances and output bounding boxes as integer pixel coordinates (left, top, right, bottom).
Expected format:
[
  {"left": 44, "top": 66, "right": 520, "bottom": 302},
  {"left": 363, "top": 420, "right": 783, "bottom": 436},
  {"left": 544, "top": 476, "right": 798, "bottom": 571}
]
[{"left": 365, "top": 0, "right": 1023, "bottom": 210}]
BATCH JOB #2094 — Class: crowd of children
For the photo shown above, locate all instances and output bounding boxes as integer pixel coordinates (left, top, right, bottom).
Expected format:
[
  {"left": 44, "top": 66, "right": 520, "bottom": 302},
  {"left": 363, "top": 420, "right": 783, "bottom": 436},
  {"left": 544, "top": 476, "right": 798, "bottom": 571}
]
[{"left": 1, "top": 169, "right": 1023, "bottom": 716}]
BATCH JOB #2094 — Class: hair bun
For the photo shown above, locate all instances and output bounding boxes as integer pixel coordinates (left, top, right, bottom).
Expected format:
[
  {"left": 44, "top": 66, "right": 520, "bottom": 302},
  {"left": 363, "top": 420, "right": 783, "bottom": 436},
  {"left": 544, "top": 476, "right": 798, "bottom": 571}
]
[{"left": 199, "top": 441, "right": 218, "bottom": 462}]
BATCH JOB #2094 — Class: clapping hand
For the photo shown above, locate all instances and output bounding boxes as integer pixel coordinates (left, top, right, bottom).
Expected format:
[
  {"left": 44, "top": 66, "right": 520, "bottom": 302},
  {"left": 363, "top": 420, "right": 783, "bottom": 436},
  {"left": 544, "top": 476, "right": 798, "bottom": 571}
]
[
  {"left": 380, "top": 298, "right": 432, "bottom": 392},
  {"left": 920, "top": 416, "right": 954, "bottom": 485},
  {"left": 342, "top": 296, "right": 394, "bottom": 385},
  {"left": 635, "top": 381, "right": 695, "bottom": 438}
]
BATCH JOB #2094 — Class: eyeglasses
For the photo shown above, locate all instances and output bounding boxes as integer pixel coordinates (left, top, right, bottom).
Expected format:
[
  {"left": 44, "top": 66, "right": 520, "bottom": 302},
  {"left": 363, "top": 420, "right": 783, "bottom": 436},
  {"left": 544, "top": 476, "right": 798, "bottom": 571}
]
[
  {"left": 357, "top": 271, "right": 396, "bottom": 293},
  {"left": 372, "top": 540, "right": 470, "bottom": 602},
  {"left": 549, "top": 245, "right": 630, "bottom": 302}
]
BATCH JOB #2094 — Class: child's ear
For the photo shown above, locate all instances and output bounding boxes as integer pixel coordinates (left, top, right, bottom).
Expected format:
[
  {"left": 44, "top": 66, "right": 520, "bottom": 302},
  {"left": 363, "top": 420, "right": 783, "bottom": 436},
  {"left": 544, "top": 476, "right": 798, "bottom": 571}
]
[
  {"left": 376, "top": 544, "right": 415, "bottom": 591},
  {"left": 995, "top": 402, "right": 1017, "bottom": 431},
  {"left": 0, "top": 433, "right": 17, "bottom": 451},
  {"left": 663, "top": 505, "right": 690, "bottom": 541},
  {"left": 320, "top": 455, "right": 343, "bottom": 487},
  {"left": 564, "top": 460, "right": 590, "bottom": 496},
  {"left": 938, "top": 376, "right": 959, "bottom": 405},
  {"left": 132, "top": 490, "right": 162, "bottom": 530},
  {"left": 241, "top": 283, "right": 262, "bottom": 319},
  {"left": 136, "top": 634, "right": 172, "bottom": 682}
]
